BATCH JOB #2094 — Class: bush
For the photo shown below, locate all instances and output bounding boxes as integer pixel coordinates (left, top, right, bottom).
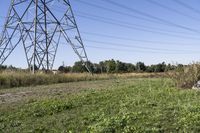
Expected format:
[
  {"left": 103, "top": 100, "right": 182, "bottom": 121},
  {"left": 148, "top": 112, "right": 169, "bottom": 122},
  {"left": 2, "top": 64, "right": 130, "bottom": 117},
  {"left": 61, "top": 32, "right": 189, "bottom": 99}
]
[{"left": 170, "top": 63, "right": 200, "bottom": 89}]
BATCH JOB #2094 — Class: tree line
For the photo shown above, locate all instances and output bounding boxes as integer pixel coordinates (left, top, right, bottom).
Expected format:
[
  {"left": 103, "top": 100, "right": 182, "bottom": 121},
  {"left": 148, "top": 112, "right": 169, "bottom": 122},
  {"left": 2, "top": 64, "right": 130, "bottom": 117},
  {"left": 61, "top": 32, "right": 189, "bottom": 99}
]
[{"left": 58, "top": 59, "right": 184, "bottom": 73}]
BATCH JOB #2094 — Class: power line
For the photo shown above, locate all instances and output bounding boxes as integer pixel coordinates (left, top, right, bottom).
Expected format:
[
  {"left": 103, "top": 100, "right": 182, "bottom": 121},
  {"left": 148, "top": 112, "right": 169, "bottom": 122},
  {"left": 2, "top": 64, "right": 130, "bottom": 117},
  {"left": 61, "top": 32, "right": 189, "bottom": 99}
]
[
  {"left": 81, "top": 31, "right": 200, "bottom": 46},
  {"left": 8, "top": 33, "right": 199, "bottom": 54},
  {"left": 101, "top": 0, "right": 200, "bottom": 34},
  {"left": 146, "top": 0, "right": 200, "bottom": 22},
  {"left": 60, "top": 42, "right": 196, "bottom": 54},
  {"left": 83, "top": 39, "right": 200, "bottom": 53},
  {"left": 76, "top": 14, "right": 200, "bottom": 40},
  {"left": 1, "top": 5, "right": 199, "bottom": 52},
  {"left": 51, "top": 7, "right": 200, "bottom": 39},
  {"left": 2, "top": 8, "right": 200, "bottom": 40},
  {"left": 1, "top": 14, "right": 199, "bottom": 45},
  {"left": 174, "top": 0, "right": 200, "bottom": 15},
  {"left": 53, "top": 5, "right": 200, "bottom": 37},
  {"left": 74, "top": 0, "right": 174, "bottom": 27},
  {"left": 75, "top": 11, "right": 197, "bottom": 35},
  {"left": 85, "top": 45, "right": 198, "bottom": 55}
]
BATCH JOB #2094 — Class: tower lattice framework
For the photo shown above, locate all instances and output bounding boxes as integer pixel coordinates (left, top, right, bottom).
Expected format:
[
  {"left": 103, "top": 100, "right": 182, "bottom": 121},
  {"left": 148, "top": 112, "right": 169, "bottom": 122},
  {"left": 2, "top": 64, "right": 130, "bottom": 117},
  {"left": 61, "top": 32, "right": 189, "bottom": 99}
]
[{"left": 0, "top": 0, "right": 91, "bottom": 73}]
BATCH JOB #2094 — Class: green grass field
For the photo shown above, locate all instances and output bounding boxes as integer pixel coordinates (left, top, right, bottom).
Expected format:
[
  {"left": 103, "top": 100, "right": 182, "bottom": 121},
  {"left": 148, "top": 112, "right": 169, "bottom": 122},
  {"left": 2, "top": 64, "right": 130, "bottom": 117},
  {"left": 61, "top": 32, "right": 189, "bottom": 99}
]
[{"left": 1, "top": 77, "right": 200, "bottom": 132}]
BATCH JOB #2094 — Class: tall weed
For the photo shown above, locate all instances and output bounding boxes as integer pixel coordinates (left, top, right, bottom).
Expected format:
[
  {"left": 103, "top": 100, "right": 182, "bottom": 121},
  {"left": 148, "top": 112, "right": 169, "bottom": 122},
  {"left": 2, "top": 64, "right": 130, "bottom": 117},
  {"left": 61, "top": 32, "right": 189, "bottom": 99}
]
[
  {"left": 169, "top": 63, "right": 200, "bottom": 89},
  {"left": 0, "top": 71, "right": 164, "bottom": 89}
]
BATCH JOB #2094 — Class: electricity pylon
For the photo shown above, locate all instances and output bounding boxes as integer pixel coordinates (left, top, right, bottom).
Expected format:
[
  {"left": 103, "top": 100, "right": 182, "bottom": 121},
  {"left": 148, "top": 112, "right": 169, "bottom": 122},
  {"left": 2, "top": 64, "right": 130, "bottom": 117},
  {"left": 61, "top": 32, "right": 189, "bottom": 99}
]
[{"left": 0, "top": 0, "right": 91, "bottom": 73}]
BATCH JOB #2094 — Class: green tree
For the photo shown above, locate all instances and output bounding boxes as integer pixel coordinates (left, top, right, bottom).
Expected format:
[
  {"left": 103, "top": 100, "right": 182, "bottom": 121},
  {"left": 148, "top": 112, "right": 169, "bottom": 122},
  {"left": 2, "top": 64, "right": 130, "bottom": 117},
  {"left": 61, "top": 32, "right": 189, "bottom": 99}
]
[
  {"left": 126, "top": 63, "right": 136, "bottom": 72},
  {"left": 72, "top": 61, "right": 87, "bottom": 73},
  {"left": 0, "top": 65, "right": 7, "bottom": 71},
  {"left": 99, "top": 61, "right": 107, "bottom": 73},
  {"left": 58, "top": 66, "right": 72, "bottom": 73},
  {"left": 136, "top": 62, "right": 146, "bottom": 72},
  {"left": 154, "top": 62, "right": 166, "bottom": 72},
  {"left": 93, "top": 63, "right": 101, "bottom": 73},
  {"left": 105, "top": 59, "right": 116, "bottom": 73},
  {"left": 115, "top": 60, "right": 127, "bottom": 73}
]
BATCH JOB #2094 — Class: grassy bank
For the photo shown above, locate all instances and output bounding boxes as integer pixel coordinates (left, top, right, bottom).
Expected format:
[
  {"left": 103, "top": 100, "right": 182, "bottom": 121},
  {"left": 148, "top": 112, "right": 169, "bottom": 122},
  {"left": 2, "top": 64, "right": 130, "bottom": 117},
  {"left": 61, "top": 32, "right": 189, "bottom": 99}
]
[
  {"left": 1, "top": 78, "right": 200, "bottom": 132},
  {"left": 0, "top": 71, "right": 164, "bottom": 89}
]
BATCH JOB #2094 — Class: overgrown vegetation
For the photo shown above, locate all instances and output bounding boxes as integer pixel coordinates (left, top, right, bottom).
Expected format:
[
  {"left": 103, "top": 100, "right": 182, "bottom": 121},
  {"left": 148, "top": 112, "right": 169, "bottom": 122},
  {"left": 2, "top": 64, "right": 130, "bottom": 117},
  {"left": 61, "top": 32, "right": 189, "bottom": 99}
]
[
  {"left": 0, "top": 71, "right": 162, "bottom": 89},
  {"left": 170, "top": 63, "right": 200, "bottom": 89},
  {"left": 1, "top": 78, "right": 200, "bottom": 132}
]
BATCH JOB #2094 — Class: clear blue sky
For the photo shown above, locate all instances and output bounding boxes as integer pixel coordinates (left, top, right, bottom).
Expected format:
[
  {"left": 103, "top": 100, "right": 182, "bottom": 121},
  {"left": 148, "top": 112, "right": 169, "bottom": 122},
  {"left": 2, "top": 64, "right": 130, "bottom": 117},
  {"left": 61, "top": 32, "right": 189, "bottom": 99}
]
[{"left": 1, "top": 0, "right": 200, "bottom": 68}]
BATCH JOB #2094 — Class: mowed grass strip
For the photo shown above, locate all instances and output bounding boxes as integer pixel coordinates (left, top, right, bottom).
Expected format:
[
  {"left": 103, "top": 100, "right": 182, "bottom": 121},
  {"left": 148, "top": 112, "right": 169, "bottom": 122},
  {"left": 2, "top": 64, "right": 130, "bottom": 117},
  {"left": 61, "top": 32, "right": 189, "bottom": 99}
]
[{"left": 1, "top": 78, "right": 200, "bottom": 132}]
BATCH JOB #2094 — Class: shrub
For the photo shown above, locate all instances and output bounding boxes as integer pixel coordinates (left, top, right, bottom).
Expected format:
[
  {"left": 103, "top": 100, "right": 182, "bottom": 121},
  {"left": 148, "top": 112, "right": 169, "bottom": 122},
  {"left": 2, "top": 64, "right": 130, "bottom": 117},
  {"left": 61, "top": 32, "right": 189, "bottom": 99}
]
[{"left": 169, "top": 63, "right": 200, "bottom": 89}]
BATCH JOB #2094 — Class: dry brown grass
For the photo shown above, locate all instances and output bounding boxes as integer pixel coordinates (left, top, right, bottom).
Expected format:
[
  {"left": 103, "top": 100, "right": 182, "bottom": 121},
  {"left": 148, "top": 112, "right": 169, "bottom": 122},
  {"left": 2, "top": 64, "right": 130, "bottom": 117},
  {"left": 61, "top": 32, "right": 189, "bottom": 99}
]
[
  {"left": 169, "top": 63, "right": 200, "bottom": 89},
  {"left": 0, "top": 71, "right": 165, "bottom": 89}
]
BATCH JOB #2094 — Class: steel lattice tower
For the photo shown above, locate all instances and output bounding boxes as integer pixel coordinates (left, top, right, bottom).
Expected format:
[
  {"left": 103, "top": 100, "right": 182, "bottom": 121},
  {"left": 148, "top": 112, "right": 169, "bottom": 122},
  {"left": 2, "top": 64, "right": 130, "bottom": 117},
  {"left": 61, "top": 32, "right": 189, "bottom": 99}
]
[{"left": 0, "top": 0, "right": 91, "bottom": 73}]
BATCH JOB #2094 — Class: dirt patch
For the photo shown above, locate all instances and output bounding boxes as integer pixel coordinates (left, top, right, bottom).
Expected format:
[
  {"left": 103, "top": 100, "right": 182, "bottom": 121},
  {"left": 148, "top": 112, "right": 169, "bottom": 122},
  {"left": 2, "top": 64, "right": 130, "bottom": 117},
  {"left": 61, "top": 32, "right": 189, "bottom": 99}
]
[
  {"left": 0, "top": 79, "right": 135, "bottom": 105},
  {"left": 0, "top": 91, "right": 33, "bottom": 104}
]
